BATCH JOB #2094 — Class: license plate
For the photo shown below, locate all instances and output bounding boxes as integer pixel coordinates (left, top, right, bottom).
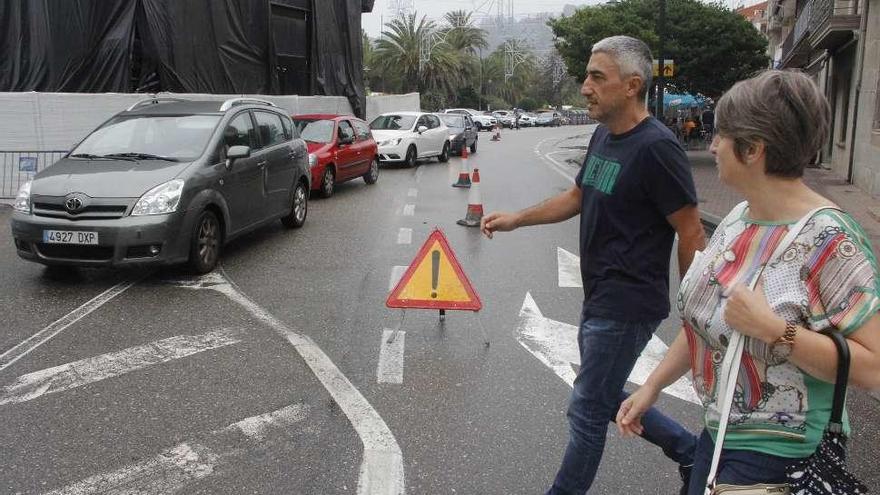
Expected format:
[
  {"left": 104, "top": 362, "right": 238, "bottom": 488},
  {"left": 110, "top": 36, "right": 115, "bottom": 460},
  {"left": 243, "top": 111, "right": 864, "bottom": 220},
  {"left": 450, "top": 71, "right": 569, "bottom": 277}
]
[{"left": 43, "top": 230, "right": 99, "bottom": 245}]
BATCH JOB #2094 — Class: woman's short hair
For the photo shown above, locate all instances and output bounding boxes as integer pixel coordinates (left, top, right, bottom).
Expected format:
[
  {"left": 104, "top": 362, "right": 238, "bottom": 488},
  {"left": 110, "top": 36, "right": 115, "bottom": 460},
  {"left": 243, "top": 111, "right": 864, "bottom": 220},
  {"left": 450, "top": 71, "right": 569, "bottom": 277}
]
[{"left": 716, "top": 70, "right": 830, "bottom": 178}]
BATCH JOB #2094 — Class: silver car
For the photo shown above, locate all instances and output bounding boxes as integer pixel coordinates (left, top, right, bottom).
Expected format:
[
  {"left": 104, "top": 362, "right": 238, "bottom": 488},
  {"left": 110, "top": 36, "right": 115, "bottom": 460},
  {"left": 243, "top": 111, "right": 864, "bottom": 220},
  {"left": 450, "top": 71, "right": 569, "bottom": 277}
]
[{"left": 11, "top": 97, "right": 310, "bottom": 273}]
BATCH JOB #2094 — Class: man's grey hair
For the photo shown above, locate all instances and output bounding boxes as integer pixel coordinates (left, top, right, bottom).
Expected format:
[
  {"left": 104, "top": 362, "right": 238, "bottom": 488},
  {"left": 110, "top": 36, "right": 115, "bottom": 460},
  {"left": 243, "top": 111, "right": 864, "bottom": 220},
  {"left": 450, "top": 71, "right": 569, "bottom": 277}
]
[{"left": 591, "top": 36, "right": 653, "bottom": 99}]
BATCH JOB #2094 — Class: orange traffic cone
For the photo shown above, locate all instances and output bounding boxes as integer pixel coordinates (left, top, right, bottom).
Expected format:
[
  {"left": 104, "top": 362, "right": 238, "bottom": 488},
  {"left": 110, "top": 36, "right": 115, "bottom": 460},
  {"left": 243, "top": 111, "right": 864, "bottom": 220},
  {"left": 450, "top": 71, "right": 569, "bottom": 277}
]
[
  {"left": 452, "top": 146, "right": 472, "bottom": 188},
  {"left": 457, "top": 168, "right": 483, "bottom": 227}
]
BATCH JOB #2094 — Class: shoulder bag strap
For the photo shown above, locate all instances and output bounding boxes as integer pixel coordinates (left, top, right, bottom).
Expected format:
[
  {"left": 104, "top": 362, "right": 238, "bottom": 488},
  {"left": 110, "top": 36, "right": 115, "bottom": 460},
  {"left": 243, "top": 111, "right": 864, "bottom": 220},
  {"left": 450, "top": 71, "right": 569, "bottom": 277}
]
[
  {"left": 704, "top": 206, "right": 837, "bottom": 494},
  {"left": 823, "top": 330, "right": 851, "bottom": 431}
]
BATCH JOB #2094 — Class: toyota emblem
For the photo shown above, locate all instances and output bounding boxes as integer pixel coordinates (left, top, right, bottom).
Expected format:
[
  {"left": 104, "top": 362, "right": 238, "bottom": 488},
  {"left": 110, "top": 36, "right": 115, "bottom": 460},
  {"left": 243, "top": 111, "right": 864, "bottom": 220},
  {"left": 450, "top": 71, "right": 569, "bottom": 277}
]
[{"left": 65, "top": 197, "right": 83, "bottom": 212}]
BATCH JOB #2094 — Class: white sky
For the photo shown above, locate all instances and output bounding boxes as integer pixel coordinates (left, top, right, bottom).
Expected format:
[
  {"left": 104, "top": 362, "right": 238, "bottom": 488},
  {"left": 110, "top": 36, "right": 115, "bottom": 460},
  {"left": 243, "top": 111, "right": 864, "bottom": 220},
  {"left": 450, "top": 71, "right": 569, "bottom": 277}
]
[{"left": 363, "top": 0, "right": 601, "bottom": 37}]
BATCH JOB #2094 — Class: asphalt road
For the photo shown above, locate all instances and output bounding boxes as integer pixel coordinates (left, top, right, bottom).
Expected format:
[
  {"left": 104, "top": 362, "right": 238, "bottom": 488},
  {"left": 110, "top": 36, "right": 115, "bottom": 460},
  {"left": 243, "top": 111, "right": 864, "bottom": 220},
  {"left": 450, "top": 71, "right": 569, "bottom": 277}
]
[{"left": 1, "top": 124, "right": 877, "bottom": 494}]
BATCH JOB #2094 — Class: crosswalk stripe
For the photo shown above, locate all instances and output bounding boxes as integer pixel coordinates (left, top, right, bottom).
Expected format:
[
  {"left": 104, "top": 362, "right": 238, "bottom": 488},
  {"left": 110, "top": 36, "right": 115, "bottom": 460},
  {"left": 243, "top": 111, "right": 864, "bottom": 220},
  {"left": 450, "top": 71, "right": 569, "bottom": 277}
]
[
  {"left": 0, "top": 328, "right": 243, "bottom": 406},
  {"left": 45, "top": 404, "right": 309, "bottom": 494}
]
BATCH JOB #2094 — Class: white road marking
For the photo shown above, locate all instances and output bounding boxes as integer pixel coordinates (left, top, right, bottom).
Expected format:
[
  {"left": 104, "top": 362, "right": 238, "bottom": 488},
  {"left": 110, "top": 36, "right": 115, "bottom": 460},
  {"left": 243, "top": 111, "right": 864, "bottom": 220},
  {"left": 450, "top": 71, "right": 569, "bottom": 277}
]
[
  {"left": 407, "top": 188, "right": 418, "bottom": 197},
  {"left": 389, "top": 265, "right": 408, "bottom": 291},
  {"left": 377, "top": 329, "right": 405, "bottom": 384},
  {"left": 516, "top": 292, "right": 700, "bottom": 404},
  {"left": 0, "top": 328, "right": 243, "bottom": 406},
  {"left": 397, "top": 228, "right": 412, "bottom": 245},
  {"left": 46, "top": 404, "right": 309, "bottom": 494},
  {"left": 0, "top": 280, "right": 138, "bottom": 372},
  {"left": 557, "top": 247, "right": 582, "bottom": 288},
  {"left": 171, "top": 273, "right": 405, "bottom": 495},
  {"left": 403, "top": 204, "right": 415, "bottom": 216}
]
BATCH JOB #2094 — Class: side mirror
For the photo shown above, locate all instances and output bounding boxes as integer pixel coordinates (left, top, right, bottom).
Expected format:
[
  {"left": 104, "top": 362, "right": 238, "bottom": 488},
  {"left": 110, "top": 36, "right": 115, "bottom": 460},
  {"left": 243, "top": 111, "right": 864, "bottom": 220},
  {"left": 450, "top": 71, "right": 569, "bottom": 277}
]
[
  {"left": 225, "top": 145, "right": 249, "bottom": 170},
  {"left": 417, "top": 125, "right": 428, "bottom": 134}
]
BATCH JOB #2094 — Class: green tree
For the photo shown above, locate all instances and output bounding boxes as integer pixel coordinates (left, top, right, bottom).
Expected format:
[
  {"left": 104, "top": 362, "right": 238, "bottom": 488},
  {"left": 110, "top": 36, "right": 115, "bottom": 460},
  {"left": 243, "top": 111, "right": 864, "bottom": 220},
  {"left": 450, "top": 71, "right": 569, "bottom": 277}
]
[
  {"left": 440, "top": 10, "right": 488, "bottom": 56},
  {"left": 548, "top": 0, "right": 767, "bottom": 98}
]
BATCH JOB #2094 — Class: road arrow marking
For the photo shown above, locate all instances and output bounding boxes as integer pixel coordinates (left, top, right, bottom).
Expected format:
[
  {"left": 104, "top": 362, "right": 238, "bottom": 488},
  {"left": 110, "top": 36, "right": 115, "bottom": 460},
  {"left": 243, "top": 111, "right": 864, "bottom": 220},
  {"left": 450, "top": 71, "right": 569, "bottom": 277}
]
[
  {"left": 557, "top": 247, "right": 581, "bottom": 288},
  {"left": 516, "top": 292, "right": 700, "bottom": 405},
  {"left": 0, "top": 328, "right": 243, "bottom": 406},
  {"left": 46, "top": 404, "right": 310, "bottom": 494}
]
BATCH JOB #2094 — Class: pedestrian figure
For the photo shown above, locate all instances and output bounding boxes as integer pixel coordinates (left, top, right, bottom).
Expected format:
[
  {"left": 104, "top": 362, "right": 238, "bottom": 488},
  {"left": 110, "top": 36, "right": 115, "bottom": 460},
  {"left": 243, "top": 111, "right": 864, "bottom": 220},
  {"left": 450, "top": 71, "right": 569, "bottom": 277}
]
[
  {"left": 618, "top": 69, "right": 880, "bottom": 495},
  {"left": 481, "top": 35, "right": 704, "bottom": 495}
]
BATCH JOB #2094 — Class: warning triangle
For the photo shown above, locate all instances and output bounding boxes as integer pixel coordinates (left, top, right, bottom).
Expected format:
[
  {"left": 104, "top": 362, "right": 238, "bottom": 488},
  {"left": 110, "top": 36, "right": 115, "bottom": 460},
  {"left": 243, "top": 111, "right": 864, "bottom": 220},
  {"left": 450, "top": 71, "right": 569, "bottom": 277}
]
[{"left": 386, "top": 229, "right": 482, "bottom": 311}]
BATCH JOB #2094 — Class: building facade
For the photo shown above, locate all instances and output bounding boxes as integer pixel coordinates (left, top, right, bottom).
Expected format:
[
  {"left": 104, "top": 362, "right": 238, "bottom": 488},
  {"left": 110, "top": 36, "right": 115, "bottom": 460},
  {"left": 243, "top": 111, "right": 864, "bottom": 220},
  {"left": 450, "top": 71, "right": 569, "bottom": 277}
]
[{"left": 765, "top": 0, "right": 880, "bottom": 197}]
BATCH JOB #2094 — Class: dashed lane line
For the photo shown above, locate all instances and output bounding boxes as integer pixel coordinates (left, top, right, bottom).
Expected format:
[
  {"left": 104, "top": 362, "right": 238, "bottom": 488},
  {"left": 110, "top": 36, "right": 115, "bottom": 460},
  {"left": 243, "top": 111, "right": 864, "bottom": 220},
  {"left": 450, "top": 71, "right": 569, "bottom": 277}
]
[
  {"left": 45, "top": 404, "right": 310, "bottom": 494},
  {"left": 397, "top": 228, "right": 412, "bottom": 245},
  {"left": 402, "top": 204, "right": 415, "bottom": 216},
  {"left": 0, "top": 328, "right": 244, "bottom": 406},
  {"left": 171, "top": 272, "right": 405, "bottom": 495},
  {"left": 407, "top": 188, "right": 418, "bottom": 197},
  {"left": 0, "top": 279, "right": 140, "bottom": 373},
  {"left": 377, "top": 329, "right": 405, "bottom": 384}
]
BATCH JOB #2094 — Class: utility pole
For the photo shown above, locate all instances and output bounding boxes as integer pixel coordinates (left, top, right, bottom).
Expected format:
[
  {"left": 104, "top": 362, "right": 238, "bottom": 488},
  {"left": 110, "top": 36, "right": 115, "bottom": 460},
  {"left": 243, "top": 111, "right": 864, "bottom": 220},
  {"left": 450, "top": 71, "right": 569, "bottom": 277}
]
[{"left": 655, "top": 0, "right": 666, "bottom": 117}]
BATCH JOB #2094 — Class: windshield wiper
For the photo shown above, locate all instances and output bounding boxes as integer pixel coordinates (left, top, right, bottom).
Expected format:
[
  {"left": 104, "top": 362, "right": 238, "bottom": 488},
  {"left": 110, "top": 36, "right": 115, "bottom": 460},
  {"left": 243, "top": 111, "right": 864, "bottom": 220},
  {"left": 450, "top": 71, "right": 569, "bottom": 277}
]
[
  {"left": 69, "top": 153, "right": 136, "bottom": 162},
  {"left": 104, "top": 152, "right": 180, "bottom": 162}
]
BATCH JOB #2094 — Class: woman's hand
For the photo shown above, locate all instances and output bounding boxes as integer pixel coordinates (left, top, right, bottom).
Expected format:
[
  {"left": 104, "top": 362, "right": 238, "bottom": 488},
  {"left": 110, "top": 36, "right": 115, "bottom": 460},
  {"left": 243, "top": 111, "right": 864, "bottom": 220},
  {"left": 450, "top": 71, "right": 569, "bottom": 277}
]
[
  {"left": 723, "top": 280, "right": 786, "bottom": 344},
  {"left": 616, "top": 384, "right": 661, "bottom": 438}
]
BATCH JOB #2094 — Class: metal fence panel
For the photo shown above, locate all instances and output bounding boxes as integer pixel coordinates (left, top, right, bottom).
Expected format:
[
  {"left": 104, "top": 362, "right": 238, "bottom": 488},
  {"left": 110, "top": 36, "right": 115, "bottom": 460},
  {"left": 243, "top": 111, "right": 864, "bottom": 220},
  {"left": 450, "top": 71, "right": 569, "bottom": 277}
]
[{"left": 1, "top": 151, "right": 68, "bottom": 199}]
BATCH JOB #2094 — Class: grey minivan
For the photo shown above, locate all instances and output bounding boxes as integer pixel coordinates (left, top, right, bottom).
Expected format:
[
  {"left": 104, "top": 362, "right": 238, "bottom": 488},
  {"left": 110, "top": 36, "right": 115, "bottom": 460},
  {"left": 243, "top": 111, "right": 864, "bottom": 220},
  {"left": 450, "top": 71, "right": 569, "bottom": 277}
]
[{"left": 11, "top": 97, "right": 310, "bottom": 273}]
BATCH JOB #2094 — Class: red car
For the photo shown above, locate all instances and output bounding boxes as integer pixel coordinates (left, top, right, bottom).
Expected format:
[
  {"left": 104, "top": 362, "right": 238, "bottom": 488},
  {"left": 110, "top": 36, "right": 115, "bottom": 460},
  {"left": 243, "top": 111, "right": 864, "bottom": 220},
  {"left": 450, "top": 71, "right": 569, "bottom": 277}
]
[{"left": 292, "top": 114, "right": 379, "bottom": 197}]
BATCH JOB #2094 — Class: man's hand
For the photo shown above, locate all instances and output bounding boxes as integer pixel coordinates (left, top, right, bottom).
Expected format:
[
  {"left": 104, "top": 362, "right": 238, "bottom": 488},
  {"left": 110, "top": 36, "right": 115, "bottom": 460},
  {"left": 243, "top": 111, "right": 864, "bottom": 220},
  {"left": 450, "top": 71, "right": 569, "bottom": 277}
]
[
  {"left": 480, "top": 212, "right": 520, "bottom": 239},
  {"left": 616, "top": 384, "right": 661, "bottom": 438}
]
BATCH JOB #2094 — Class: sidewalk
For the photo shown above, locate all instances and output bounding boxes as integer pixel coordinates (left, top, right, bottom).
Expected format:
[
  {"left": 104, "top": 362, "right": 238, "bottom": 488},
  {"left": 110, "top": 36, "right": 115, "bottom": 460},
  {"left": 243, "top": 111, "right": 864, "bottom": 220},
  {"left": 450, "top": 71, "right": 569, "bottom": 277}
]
[{"left": 689, "top": 150, "right": 880, "bottom": 256}]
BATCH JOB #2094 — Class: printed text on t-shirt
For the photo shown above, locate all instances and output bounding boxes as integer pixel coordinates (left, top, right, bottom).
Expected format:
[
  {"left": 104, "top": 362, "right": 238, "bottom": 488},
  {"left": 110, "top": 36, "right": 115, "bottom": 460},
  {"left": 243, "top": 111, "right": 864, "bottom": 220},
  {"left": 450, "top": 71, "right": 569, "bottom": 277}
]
[{"left": 581, "top": 154, "right": 621, "bottom": 194}]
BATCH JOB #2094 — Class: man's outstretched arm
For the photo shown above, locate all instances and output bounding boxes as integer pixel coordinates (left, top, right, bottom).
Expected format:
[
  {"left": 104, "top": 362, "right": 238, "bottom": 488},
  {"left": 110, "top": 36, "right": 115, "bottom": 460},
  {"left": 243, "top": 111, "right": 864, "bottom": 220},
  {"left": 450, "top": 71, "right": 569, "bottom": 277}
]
[{"left": 480, "top": 185, "right": 582, "bottom": 239}]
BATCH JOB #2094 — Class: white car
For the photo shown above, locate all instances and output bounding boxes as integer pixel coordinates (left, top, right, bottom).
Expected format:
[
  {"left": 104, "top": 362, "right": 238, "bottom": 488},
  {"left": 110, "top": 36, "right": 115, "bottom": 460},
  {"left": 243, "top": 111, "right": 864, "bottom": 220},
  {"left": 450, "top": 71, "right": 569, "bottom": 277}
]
[
  {"left": 369, "top": 112, "right": 450, "bottom": 167},
  {"left": 518, "top": 113, "right": 537, "bottom": 127},
  {"left": 492, "top": 110, "right": 516, "bottom": 128},
  {"left": 443, "top": 108, "right": 496, "bottom": 131}
]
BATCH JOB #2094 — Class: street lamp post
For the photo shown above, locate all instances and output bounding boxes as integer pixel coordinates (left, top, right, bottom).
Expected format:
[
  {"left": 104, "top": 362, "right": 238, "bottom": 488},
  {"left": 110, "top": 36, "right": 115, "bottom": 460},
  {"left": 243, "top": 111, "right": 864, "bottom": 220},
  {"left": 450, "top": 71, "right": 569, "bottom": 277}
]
[{"left": 655, "top": 0, "right": 667, "bottom": 118}]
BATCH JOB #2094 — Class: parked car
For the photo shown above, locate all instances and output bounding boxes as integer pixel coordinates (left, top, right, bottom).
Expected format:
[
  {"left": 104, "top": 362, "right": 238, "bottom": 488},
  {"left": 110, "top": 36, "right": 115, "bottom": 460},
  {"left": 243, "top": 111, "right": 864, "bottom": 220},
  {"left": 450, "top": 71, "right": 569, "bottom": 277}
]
[
  {"left": 292, "top": 114, "right": 378, "bottom": 198},
  {"left": 491, "top": 110, "right": 516, "bottom": 128},
  {"left": 437, "top": 113, "right": 478, "bottom": 155},
  {"left": 443, "top": 108, "right": 496, "bottom": 131},
  {"left": 518, "top": 113, "right": 537, "bottom": 127},
  {"left": 11, "top": 97, "right": 310, "bottom": 273},
  {"left": 535, "top": 111, "right": 562, "bottom": 127},
  {"left": 370, "top": 112, "right": 450, "bottom": 167}
]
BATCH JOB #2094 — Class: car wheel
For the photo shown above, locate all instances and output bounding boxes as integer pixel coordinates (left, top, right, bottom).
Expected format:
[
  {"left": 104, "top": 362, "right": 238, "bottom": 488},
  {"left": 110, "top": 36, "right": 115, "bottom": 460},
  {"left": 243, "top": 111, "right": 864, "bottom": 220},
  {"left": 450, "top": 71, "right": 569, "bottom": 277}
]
[
  {"left": 405, "top": 145, "right": 417, "bottom": 168},
  {"left": 439, "top": 142, "right": 450, "bottom": 163},
  {"left": 189, "top": 210, "right": 221, "bottom": 274},
  {"left": 320, "top": 167, "right": 335, "bottom": 198},
  {"left": 363, "top": 158, "right": 379, "bottom": 184},
  {"left": 470, "top": 138, "right": 477, "bottom": 154},
  {"left": 281, "top": 181, "right": 308, "bottom": 229}
]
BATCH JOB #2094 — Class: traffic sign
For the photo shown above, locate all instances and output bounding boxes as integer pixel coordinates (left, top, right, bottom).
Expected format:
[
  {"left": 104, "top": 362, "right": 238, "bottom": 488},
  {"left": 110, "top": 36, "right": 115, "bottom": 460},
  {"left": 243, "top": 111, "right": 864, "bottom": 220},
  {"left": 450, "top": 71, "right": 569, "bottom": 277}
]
[
  {"left": 386, "top": 229, "right": 482, "bottom": 311},
  {"left": 652, "top": 59, "right": 675, "bottom": 78}
]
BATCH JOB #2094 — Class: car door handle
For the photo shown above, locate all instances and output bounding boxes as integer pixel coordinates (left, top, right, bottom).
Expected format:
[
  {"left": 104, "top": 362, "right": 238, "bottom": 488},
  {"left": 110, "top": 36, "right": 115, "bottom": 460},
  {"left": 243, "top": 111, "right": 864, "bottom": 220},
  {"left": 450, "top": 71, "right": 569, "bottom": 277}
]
[{"left": 258, "top": 161, "right": 267, "bottom": 168}]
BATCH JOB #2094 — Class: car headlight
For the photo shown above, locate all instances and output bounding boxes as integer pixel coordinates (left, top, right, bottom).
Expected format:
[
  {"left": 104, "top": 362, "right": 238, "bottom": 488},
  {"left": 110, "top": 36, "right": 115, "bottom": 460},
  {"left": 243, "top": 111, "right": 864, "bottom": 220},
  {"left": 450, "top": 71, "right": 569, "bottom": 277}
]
[
  {"left": 131, "top": 179, "right": 184, "bottom": 216},
  {"left": 308, "top": 153, "right": 317, "bottom": 167},
  {"left": 13, "top": 180, "right": 31, "bottom": 214},
  {"left": 378, "top": 138, "right": 402, "bottom": 147}
]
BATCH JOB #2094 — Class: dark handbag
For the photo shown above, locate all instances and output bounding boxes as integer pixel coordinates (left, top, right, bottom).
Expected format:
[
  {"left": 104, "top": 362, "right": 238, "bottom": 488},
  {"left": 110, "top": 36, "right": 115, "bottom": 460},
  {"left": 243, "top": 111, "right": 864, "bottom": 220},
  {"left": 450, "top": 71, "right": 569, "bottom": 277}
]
[{"left": 785, "top": 331, "right": 869, "bottom": 495}]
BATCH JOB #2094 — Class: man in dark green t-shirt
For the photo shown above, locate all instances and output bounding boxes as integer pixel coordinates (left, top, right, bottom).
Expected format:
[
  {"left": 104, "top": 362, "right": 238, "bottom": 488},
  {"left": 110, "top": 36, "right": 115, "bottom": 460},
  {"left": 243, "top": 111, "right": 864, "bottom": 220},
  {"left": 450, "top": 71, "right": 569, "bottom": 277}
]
[{"left": 482, "top": 36, "right": 706, "bottom": 494}]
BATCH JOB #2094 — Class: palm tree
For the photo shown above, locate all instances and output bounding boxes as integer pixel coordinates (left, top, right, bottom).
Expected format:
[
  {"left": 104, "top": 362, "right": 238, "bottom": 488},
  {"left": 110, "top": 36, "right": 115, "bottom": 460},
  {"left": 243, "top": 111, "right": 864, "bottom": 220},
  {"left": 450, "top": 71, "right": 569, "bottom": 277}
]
[
  {"left": 374, "top": 14, "right": 434, "bottom": 93},
  {"left": 440, "top": 10, "right": 488, "bottom": 56}
]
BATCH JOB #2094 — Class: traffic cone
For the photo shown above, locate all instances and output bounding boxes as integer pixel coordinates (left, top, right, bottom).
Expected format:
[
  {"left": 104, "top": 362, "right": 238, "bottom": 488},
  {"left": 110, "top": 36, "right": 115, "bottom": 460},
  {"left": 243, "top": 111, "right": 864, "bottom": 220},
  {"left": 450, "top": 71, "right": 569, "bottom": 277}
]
[
  {"left": 452, "top": 146, "right": 472, "bottom": 188},
  {"left": 457, "top": 168, "right": 483, "bottom": 227}
]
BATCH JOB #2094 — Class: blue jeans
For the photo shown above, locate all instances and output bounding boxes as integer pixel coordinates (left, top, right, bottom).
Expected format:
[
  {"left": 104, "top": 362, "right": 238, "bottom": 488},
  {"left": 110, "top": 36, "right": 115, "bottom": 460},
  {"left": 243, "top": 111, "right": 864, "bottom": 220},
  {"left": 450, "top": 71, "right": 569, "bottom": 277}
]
[
  {"left": 546, "top": 313, "right": 698, "bottom": 495},
  {"left": 687, "top": 430, "right": 800, "bottom": 495}
]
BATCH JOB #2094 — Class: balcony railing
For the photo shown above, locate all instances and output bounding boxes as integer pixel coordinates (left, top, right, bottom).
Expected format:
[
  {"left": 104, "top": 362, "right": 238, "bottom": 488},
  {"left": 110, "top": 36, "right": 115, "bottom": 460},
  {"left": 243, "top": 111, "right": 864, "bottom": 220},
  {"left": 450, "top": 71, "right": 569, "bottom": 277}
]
[{"left": 779, "top": 0, "right": 860, "bottom": 67}]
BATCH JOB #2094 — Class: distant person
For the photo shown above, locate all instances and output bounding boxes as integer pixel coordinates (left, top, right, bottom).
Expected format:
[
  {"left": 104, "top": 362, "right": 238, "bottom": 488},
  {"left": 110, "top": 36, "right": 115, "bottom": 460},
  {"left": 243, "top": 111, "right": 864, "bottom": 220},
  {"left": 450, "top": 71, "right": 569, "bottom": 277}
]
[
  {"left": 701, "top": 106, "right": 715, "bottom": 137},
  {"left": 480, "top": 35, "right": 705, "bottom": 495},
  {"left": 617, "top": 69, "right": 880, "bottom": 494},
  {"left": 683, "top": 118, "right": 696, "bottom": 149}
]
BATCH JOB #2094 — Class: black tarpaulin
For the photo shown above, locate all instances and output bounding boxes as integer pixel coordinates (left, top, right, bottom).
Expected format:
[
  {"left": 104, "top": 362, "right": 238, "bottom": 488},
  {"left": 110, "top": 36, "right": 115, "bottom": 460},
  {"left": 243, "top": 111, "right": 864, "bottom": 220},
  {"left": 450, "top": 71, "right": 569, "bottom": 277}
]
[{"left": 0, "top": 0, "right": 367, "bottom": 117}]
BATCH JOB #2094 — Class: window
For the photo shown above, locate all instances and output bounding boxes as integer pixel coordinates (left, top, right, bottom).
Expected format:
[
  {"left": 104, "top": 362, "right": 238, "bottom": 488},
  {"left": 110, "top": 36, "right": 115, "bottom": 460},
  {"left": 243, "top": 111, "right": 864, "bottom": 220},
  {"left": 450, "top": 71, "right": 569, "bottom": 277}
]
[
  {"left": 281, "top": 115, "right": 294, "bottom": 139},
  {"left": 253, "top": 111, "right": 286, "bottom": 148},
  {"left": 338, "top": 120, "right": 355, "bottom": 142},
  {"left": 353, "top": 120, "right": 371, "bottom": 140},
  {"left": 224, "top": 113, "right": 257, "bottom": 149},
  {"left": 427, "top": 115, "right": 441, "bottom": 129},
  {"left": 416, "top": 116, "right": 430, "bottom": 129}
]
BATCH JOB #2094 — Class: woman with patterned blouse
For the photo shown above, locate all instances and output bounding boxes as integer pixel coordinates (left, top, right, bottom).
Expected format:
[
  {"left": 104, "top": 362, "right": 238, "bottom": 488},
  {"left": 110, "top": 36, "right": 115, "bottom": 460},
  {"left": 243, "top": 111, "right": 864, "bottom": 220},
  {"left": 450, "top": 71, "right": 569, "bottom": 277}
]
[{"left": 615, "top": 70, "right": 880, "bottom": 494}]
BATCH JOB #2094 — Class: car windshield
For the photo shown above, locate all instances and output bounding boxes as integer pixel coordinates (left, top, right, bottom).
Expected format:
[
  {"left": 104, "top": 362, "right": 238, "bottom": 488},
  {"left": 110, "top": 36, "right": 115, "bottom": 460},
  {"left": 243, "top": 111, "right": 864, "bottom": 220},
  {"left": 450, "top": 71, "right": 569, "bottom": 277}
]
[
  {"left": 370, "top": 115, "right": 416, "bottom": 130},
  {"left": 71, "top": 114, "right": 219, "bottom": 161},
  {"left": 538, "top": 112, "right": 554, "bottom": 117},
  {"left": 439, "top": 114, "right": 465, "bottom": 128},
  {"left": 294, "top": 119, "right": 334, "bottom": 143}
]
